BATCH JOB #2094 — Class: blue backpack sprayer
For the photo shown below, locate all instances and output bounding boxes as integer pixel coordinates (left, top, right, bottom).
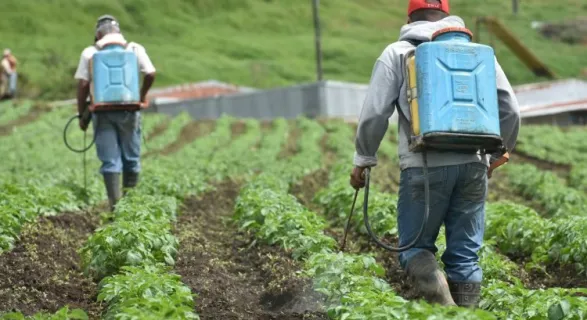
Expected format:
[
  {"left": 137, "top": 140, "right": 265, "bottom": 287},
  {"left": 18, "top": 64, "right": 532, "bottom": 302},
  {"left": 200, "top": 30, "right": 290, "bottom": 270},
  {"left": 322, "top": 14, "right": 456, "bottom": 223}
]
[
  {"left": 63, "top": 22, "right": 143, "bottom": 197},
  {"left": 342, "top": 27, "right": 508, "bottom": 252}
]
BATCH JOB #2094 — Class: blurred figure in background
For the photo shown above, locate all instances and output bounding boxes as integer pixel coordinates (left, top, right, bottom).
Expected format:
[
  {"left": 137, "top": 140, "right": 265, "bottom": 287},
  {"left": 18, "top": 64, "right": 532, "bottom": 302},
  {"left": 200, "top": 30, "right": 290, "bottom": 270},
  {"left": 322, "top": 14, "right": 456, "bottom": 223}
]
[{"left": 1, "top": 49, "right": 18, "bottom": 99}]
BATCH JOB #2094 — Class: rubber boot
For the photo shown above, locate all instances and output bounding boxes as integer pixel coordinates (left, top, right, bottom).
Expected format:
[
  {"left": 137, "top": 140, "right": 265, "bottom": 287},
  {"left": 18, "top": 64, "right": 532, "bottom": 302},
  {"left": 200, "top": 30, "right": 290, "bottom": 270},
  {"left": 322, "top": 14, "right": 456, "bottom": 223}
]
[
  {"left": 103, "top": 173, "right": 122, "bottom": 212},
  {"left": 405, "top": 251, "right": 457, "bottom": 306},
  {"left": 122, "top": 171, "right": 139, "bottom": 195},
  {"left": 448, "top": 281, "right": 481, "bottom": 308}
]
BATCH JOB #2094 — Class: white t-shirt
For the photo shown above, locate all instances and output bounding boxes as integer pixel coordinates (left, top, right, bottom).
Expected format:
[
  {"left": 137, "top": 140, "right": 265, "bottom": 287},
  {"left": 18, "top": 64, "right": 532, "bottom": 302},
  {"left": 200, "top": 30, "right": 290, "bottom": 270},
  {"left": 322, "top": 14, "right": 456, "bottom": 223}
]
[
  {"left": 1, "top": 58, "right": 12, "bottom": 73},
  {"left": 74, "top": 33, "right": 156, "bottom": 81}
]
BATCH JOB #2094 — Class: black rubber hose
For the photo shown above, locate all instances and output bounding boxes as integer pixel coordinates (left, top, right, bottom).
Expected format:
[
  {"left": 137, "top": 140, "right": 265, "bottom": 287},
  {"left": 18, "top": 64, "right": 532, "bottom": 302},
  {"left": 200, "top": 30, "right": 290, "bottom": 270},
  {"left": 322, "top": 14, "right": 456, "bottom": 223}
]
[
  {"left": 63, "top": 114, "right": 96, "bottom": 153},
  {"left": 362, "top": 151, "right": 430, "bottom": 253}
]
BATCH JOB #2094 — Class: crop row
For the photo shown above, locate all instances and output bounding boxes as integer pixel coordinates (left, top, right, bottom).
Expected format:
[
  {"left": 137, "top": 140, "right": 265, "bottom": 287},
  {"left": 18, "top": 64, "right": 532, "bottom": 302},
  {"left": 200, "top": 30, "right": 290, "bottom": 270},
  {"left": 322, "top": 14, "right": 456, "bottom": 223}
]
[
  {"left": 71, "top": 112, "right": 212, "bottom": 320},
  {"left": 501, "top": 163, "right": 587, "bottom": 218},
  {"left": 569, "top": 164, "right": 587, "bottom": 193},
  {"left": 80, "top": 192, "right": 198, "bottom": 319},
  {"left": 234, "top": 119, "right": 496, "bottom": 319},
  {"left": 317, "top": 161, "right": 587, "bottom": 319},
  {"left": 0, "top": 109, "right": 174, "bottom": 254},
  {"left": 69, "top": 114, "right": 268, "bottom": 319},
  {"left": 142, "top": 112, "right": 192, "bottom": 155},
  {"left": 0, "top": 101, "right": 36, "bottom": 127},
  {"left": 83, "top": 114, "right": 293, "bottom": 319},
  {"left": 87, "top": 115, "right": 297, "bottom": 319},
  {"left": 321, "top": 131, "right": 587, "bottom": 275},
  {"left": 316, "top": 120, "right": 587, "bottom": 319},
  {"left": 1, "top": 110, "right": 296, "bottom": 319},
  {"left": 486, "top": 201, "right": 587, "bottom": 275},
  {"left": 0, "top": 111, "right": 230, "bottom": 318},
  {"left": 516, "top": 125, "right": 587, "bottom": 165},
  {"left": 0, "top": 107, "right": 104, "bottom": 253}
]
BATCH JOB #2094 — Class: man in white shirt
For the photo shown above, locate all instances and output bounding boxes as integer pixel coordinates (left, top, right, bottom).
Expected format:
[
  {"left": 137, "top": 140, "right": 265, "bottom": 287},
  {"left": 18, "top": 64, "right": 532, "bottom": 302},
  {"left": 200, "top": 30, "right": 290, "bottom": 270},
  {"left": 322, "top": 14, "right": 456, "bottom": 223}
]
[
  {"left": 74, "top": 15, "right": 156, "bottom": 211},
  {"left": 1, "top": 49, "right": 18, "bottom": 98}
]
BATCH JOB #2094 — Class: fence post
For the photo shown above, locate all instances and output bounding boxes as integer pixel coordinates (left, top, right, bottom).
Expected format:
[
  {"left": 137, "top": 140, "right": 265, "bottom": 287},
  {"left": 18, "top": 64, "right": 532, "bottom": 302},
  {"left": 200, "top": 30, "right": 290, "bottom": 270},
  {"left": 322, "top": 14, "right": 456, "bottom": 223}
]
[{"left": 312, "top": 0, "right": 323, "bottom": 81}]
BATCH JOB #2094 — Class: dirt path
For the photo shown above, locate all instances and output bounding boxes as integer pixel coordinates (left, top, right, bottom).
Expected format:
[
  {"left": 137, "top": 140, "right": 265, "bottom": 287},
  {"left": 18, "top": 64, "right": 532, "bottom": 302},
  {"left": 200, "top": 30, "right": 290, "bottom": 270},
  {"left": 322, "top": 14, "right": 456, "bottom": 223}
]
[
  {"left": 511, "top": 151, "right": 571, "bottom": 177},
  {"left": 231, "top": 121, "right": 248, "bottom": 138},
  {"left": 145, "top": 118, "right": 171, "bottom": 141},
  {"left": 278, "top": 120, "right": 300, "bottom": 159},
  {"left": 0, "top": 212, "right": 102, "bottom": 319},
  {"left": 145, "top": 120, "right": 215, "bottom": 157},
  {"left": 175, "top": 181, "right": 327, "bottom": 320},
  {"left": 0, "top": 103, "right": 52, "bottom": 136}
]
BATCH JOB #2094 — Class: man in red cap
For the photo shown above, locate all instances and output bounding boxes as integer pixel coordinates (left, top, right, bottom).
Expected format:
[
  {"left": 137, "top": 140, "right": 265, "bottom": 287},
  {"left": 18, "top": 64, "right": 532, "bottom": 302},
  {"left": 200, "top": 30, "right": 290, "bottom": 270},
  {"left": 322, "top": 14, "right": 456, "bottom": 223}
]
[{"left": 350, "top": 0, "right": 520, "bottom": 308}]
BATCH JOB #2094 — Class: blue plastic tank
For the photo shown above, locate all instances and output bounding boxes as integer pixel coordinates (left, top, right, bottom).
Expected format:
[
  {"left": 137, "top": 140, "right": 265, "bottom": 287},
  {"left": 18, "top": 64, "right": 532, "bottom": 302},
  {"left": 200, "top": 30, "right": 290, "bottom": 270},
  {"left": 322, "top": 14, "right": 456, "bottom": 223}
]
[
  {"left": 411, "top": 27, "right": 502, "bottom": 153},
  {"left": 91, "top": 44, "right": 140, "bottom": 109}
]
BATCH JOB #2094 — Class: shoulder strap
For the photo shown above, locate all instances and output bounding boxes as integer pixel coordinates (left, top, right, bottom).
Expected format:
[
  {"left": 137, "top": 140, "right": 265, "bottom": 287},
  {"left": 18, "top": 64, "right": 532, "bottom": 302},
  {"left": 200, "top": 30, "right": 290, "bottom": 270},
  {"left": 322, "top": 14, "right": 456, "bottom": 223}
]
[
  {"left": 394, "top": 39, "right": 425, "bottom": 146},
  {"left": 404, "top": 39, "right": 425, "bottom": 47},
  {"left": 394, "top": 99, "right": 412, "bottom": 146},
  {"left": 94, "top": 40, "right": 129, "bottom": 50}
]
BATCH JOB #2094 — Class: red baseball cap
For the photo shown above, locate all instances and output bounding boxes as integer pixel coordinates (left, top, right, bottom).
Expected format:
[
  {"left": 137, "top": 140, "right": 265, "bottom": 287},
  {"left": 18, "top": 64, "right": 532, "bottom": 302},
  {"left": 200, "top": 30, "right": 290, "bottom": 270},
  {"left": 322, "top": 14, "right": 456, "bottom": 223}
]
[{"left": 408, "top": 0, "right": 450, "bottom": 16}]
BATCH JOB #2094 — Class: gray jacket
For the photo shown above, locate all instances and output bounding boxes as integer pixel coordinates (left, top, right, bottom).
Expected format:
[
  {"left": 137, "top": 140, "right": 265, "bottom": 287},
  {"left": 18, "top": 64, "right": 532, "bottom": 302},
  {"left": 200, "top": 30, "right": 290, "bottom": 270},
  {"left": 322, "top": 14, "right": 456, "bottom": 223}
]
[{"left": 354, "top": 16, "right": 521, "bottom": 170}]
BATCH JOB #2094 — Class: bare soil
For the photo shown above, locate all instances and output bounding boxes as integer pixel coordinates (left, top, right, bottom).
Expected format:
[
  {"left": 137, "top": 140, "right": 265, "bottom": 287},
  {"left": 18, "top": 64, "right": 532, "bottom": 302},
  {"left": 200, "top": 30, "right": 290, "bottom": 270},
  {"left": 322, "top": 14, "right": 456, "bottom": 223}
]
[
  {"left": 278, "top": 121, "right": 301, "bottom": 159},
  {"left": 231, "top": 121, "right": 248, "bottom": 138},
  {"left": 290, "top": 169, "right": 329, "bottom": 211},
  {"left": 511, "top": 151, "right": 571, "bottom": 177},
  {"left": 0, "top": 103, "right": 53, "bottom": 136},
  {"left": 318, "top": 134, "right": 337, "bottom": 167},
  {"left": 506, "top": 254, "right": 587, "bottom": 290},
  {"left": 175, "top": 181, "right": 327, "bottom": 320},
  {"left": 145, "top": 118, "right": 171, "bottom": 141},
  {"left": 0, "top": 212, "right": 102, "bottom": 319},
  {"left": 147, "top": 120, "right": 215, "bottom": 157}
]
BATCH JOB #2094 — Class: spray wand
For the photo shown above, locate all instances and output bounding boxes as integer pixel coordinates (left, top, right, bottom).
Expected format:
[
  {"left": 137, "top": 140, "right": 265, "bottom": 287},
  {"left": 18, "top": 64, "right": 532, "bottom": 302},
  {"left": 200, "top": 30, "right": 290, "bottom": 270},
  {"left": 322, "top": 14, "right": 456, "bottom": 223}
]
[{"left": 63, "top": 110, "right": 95, "bottom": 204}]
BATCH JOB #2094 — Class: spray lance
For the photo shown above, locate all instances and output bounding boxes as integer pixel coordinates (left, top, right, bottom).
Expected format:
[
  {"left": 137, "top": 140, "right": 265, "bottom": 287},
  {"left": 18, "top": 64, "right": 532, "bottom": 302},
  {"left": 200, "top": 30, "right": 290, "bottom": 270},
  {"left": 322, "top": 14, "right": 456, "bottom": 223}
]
[{"left": 63, "top": 103, "right": 95, "bottom": 203}]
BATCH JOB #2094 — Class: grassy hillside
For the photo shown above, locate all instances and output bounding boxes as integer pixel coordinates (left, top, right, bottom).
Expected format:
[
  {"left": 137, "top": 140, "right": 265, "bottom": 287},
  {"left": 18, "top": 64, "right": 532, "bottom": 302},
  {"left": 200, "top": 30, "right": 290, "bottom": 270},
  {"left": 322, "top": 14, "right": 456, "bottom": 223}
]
[{"left": 2, "top": 0, "right": 586, "bottom": 100}]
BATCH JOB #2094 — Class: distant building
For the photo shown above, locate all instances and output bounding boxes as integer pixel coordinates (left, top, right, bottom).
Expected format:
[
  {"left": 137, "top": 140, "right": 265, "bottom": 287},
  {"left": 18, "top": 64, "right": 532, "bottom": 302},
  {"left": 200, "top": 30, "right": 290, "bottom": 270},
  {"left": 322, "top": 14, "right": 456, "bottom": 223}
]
[
  {"left": 147, "top": 80, "right": 257, "bottom": 104},
  {"left": 146, "top": 78, "right": 587, "bottom": 126},
  {"left": 515, "top": 79, "right": 587, "bottom": 126}
]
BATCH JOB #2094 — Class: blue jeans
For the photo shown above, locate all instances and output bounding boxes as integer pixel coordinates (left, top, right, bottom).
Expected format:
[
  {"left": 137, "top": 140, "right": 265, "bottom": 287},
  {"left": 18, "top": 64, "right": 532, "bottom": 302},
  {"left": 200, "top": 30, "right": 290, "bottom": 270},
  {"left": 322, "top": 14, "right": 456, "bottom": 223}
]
[
  {"left": 8, "top": 72, "right": 17, "bottom": 96},
  {"left": 397, "top": 162, "right": 487, "bottom": 283},
  {"left": 92, "top": 111, "right": 142, "bottom": 174}
]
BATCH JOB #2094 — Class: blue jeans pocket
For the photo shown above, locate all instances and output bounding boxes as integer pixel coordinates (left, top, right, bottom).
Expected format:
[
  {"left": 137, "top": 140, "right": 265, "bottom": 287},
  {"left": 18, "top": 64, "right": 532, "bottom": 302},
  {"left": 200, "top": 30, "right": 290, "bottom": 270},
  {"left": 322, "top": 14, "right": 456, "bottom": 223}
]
[
  {"left": 461, "top": 163, "right": 488, "bottom": 202},
  {"left": 407, "top": 167, "right": 447, "bottom": 207}
]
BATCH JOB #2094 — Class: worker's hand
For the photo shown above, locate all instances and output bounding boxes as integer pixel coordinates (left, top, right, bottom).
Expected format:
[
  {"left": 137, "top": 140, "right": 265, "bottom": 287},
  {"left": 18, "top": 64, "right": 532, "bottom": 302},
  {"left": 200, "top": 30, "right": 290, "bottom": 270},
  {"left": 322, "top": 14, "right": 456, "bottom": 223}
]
[
  {"left": 139, "top": 96, "right": 149, "bottom": 109},
  {"left": 350, "top": 166, "right": 368, "bottom": 190},
  {"left": 487, "top": 152, "right": 510, "bottom": 179},
  {"left": 79, "top": 118, "right": 89, "bottom": 131},
  {"left": 487, "top": 166, "right": 495, "bottom": 179}
]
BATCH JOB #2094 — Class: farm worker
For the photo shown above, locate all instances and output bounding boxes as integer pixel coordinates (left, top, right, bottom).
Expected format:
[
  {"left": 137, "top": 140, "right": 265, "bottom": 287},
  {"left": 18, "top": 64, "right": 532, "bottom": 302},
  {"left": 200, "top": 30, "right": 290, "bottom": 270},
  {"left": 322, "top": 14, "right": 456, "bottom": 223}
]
[
  {"left": 349, "top": 0, "right": 520, "bottom": 308},
  {"left": 74, "top": 15, "right": 156, "bottom": 211},
  {"left": 1, "top": 49, "right": 18, "bottom": 98}
]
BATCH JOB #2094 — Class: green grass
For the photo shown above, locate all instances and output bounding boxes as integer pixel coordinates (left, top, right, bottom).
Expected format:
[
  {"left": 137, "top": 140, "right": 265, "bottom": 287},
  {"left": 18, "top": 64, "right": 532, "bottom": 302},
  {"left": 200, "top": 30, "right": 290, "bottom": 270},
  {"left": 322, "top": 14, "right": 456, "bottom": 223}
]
[{"left": 2, "top": 0, "right": 586, "bottom": 100}]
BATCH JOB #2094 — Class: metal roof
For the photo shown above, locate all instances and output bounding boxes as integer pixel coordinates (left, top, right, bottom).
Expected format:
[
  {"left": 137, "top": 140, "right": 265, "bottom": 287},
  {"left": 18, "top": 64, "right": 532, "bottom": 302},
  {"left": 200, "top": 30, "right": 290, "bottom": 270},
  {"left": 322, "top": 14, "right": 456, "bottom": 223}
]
[
  {"left": 514, "top": 78, "right": 587, "bottom": 118},
  {"left": 148, "top": 80, "right": 258, "bottom": 103}
]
